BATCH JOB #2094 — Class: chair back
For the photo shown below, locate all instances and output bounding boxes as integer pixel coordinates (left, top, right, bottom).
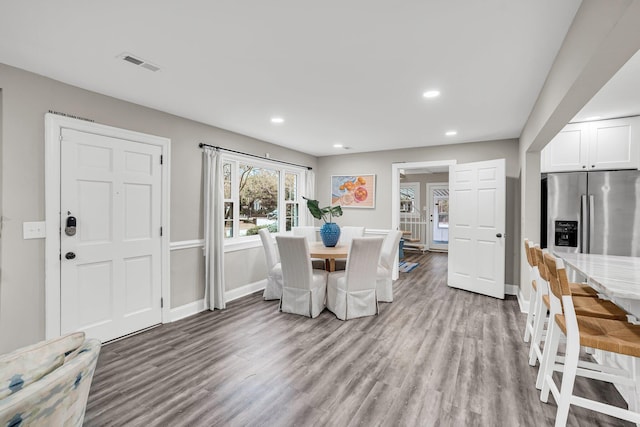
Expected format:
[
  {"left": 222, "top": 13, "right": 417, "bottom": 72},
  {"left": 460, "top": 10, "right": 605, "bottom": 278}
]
[
  {"left": 292, "top": 226, "right": 317, "bottom": 242},
  {"left": 339, "top": 226, "right": 365, "bottom": 246},
  {"left": 524, "top": 239, "right": 534, "bottom": 267},
  {"left": 543, "top": 253, "right": 572, "bottom": 302},
  {"left": 380, "top": 230, "right": 403, "bottom": 270},
  {"left": 258, "top": 228, "right": 279, "bottom": 268},
  {"left": 276, "top": 236, "right": 313, "bottom": 290},
  {"left": 0, "top": 334, "right": 100, "bottom": 427},
  {"left": 345, "top": 237, "right": 384, "bottom": 292},
  {"left": 534, "top": 246, "right": 550, "bottom": 283}
]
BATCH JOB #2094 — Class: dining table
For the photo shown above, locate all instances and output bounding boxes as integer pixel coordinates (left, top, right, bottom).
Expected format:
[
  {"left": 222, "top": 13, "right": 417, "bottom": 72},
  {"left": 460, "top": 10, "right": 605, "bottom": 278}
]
[{"left": 308, "top": 241, "right": 349, "bottom": 272}]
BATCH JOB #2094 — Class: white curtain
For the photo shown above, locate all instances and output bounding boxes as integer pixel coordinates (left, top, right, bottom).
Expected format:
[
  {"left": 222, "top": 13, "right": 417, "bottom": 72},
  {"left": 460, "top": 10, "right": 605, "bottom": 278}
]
[
  {"left": 203, "top": 147, "right": 226, "bottom": 310},
  {"left": 304, "top": 169, "right": 316, "bottom": 226}
]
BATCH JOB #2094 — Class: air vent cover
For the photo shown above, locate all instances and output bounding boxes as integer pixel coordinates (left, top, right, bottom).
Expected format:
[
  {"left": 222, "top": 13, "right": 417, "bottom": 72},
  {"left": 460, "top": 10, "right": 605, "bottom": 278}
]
[{"left": 118, "top": 52, "right": 160, "bottom": 72}]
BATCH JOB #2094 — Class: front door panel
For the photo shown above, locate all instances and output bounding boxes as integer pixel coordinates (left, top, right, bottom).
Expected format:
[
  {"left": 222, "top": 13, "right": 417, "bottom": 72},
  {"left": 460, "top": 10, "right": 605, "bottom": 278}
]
[{"left": 60, "top": 128, "right": 162, "bottom": 342}]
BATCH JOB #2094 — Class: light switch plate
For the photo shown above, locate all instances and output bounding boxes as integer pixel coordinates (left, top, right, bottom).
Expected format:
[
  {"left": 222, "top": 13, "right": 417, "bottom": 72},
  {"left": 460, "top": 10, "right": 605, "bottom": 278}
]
[{"left": 23, "top": 221, "right": 46, "bottom": 239}]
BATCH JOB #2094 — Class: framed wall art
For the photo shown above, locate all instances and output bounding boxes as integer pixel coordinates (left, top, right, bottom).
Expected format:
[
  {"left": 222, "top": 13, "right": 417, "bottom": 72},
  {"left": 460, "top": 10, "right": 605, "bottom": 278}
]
[{"left": 331, "top": 174, "right": 376, "bottom": 208}]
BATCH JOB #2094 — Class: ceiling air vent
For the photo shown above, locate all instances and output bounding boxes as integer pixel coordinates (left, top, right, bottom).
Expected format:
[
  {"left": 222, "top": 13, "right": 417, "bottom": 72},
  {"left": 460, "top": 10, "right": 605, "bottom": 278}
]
[{"left": 118, "top": 53, "right": 160, "bottom": 72}]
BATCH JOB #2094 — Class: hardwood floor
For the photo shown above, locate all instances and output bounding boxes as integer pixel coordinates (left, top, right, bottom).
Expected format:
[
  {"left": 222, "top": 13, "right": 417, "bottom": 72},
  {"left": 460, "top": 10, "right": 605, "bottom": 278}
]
[{"left": 85, "top": 251, "right": 632, "bottom": 426}]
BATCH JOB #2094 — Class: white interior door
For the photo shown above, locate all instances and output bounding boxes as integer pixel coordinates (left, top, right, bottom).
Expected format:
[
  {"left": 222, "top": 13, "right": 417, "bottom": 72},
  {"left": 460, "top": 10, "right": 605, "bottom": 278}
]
[
  {"left": 60, "top": 128, "right": 163, "bottom": 342},
  {"left": 427, "top": 183, "right": 449, "bottom": 252},
  {"left": 448, "top": 159, "right": 505, "bottom": 299}
]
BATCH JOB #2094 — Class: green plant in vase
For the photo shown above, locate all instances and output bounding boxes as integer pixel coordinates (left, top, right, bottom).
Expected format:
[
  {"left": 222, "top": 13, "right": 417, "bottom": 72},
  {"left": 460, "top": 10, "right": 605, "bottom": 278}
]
[{"left": 303, "top": 196, "right": 343, "bottom": 247}]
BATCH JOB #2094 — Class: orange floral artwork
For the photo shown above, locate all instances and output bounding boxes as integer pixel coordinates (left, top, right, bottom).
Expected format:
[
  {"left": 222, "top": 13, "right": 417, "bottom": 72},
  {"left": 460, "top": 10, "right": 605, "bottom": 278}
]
[{"left": 331, "top": 174, "right": 376, "bottom": 208}]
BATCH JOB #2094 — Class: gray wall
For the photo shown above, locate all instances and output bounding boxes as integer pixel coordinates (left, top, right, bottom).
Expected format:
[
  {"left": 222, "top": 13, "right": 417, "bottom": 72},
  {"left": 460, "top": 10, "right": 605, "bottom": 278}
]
[
  {"left": 316, "top": 139, "right": 521, "bottom": 286},
  {"left": 0, "top": 63, "right": 317, "bottom": 352}
]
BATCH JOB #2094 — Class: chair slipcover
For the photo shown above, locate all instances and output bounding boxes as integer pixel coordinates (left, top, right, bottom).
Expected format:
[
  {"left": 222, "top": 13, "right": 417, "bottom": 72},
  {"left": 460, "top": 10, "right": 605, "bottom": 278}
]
[
  {"left": 292, "top": 226, "right": 325, "bottom": 269},
  {"left": 335, "top": 226, "right": 365, "bottom": 270},
  {"left": 376, "top": 230, "right": 403, "bottom": 302},
  {"left": 327, "top": 237, "right": 384, "bottom": 320},
  {"left": 0, "top": 332, "right": 101, "bottom": 427},
  {"left": 259, "top": 228, "right": 284, "bottom": 300},
  {"left": 276, "top": 235, "right": 328, "bottom": 318}
]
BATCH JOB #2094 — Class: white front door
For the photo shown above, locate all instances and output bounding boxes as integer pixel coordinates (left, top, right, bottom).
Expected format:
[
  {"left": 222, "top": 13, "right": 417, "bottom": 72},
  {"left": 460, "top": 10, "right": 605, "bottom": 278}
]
[
  {"left": 448, "top": 159, "right": 505, "bottom": 299},
  {"left": 60, "top": 128, "right": 163, "bottom": 341},
  {"left": 427, "top": 183, "right": 449, "bottom": 252}
]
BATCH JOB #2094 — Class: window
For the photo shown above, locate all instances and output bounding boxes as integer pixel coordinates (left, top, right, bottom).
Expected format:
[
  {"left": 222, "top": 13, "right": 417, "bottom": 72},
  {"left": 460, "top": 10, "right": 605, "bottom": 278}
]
[
  {"left": 400, "top": 182, "right": 420, "bottom": 216},
  {"left": 223, "top": 155, "right": 304, "bottom": 240},
  {"left": 436, "top": 194, "right": 449, "bottom": 228}
]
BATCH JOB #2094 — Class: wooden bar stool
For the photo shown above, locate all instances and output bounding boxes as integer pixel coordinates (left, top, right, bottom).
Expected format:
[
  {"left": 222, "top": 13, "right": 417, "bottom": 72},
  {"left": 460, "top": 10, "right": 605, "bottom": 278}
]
[
  {"left": 538, "top": 253, "right": 640, "bottom": 426},
  {"left": 530, "top": 246, "right": 625, "bottom": 376}
]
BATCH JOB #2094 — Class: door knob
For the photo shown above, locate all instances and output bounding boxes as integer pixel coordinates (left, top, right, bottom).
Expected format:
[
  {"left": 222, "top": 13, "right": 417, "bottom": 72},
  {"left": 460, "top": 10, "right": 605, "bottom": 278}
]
[
  {"left": 496, "top": 233, "right": 503, "bottom": 238},
  {"left": 65, "top": 252, "right": 76, "bottom": 260}
]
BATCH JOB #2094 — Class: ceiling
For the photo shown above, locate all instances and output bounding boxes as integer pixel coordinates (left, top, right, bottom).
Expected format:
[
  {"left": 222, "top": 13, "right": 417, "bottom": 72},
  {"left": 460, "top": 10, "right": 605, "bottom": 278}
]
[{"left": 0, "top": 1, "right": 609, "bottom": 157}]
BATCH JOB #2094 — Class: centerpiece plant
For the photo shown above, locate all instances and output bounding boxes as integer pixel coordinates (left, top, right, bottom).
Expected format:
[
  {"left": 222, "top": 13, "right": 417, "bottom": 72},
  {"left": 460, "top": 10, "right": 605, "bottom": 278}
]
[{"left": 303, "top": 196, "right": 343, "bottom": 247}]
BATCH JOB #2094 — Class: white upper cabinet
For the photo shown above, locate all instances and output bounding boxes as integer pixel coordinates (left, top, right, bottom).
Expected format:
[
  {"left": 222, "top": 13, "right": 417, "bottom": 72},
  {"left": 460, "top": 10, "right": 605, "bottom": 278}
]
[
  {"left": 541, "top": 123, "right": 588, "bottom": 172},
  {"left": 541, "top": 117, "right": 640, "bottom": 172}
]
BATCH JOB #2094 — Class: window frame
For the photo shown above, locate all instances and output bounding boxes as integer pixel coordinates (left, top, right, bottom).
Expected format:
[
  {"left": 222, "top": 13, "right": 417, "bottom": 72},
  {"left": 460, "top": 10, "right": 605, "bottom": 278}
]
[{"left": 221, "top": 153, "right": 307, "bottom": 251}]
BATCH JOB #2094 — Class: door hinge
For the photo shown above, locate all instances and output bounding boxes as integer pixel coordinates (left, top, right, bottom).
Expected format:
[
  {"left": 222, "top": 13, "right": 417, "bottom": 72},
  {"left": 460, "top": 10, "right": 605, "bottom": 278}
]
[
  {"left": 161, "top": 297, "right": 164, "bottom": 308},
  {"left": 59, "top": 135, "right": 63, "bottom": 142},
  {"left": 160, "top": 226, "right": 163, "bottom": 237},
  {"left": 160, "top": 155, "right": 163, "bottom": 165}
]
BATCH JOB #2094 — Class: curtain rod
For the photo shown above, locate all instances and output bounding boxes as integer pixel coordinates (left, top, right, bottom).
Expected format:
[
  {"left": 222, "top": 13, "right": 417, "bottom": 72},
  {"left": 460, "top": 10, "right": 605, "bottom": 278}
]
[{"left": 198, "top": 143, "right": 312, "bottom": 170}]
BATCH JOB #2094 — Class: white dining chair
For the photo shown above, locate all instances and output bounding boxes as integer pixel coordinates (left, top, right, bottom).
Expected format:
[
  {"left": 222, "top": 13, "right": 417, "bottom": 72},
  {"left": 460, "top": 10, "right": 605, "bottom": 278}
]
[
  {"left": 376, "top": 230, "right": 403, "bottom": 302},
  {"left": 275, "top": 235, "right": 328, "bottom": 318},
  {"left": 292, "top": 226, "right": 325, "bottom": 269},
  {"left": 258, "top": 228, "right": 283, "bottom": 300},
  {"left": 335, "top": 226, "right": 365, "bottom": 270},
  {"left": 327, "top": 237, "right": 384, "bottom": 320}
]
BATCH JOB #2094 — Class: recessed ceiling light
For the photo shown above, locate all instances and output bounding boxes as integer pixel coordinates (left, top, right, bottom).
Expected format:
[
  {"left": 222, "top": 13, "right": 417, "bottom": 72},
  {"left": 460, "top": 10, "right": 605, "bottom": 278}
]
[
  {"left": 333, "top": 143, "right": 343, "bottom": 148},
  {"left": 271, "top": 117, "right": 284, "bottom": 124},
  {"left": 585, "top": 116, "right": 602, "bottom": 121},
  {"left": 445, "top": 130, "right": 457, "bottom": 136},
  {"left": 422, "top": 90, "right": 440, "bottom": 98}
]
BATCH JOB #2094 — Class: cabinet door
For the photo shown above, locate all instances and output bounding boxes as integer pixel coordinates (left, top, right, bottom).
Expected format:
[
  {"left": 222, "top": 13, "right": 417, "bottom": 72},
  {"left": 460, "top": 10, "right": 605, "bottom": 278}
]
[
  {"left": 541, "top": 123, "right": 588, "bottom": 172},
  {"left": 588, "top": 117, "right": 640, "bottom": 170}
]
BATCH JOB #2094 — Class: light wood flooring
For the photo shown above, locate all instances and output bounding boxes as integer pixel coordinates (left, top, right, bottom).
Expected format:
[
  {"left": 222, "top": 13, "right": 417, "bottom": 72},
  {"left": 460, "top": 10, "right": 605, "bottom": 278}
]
[{"left": 84, "top": 252, "right": 632, "bottom": 426}]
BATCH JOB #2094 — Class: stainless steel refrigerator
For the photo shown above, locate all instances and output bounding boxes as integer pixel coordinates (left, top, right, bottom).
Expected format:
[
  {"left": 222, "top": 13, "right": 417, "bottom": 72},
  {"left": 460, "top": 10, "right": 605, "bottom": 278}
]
[{"left": 542, "top": 170, "right": 640, "bottom": 256}]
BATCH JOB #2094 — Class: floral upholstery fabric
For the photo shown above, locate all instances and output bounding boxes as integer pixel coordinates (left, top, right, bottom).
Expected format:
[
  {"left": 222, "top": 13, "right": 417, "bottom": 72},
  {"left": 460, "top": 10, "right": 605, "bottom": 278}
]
[{"left": 0, "top": 333, "right": 100, "bottom": 427}]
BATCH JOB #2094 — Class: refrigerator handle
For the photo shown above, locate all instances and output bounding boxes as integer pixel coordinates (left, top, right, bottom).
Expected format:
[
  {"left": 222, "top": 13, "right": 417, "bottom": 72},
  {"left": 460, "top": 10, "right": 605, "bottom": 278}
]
[
  {"left": 589, "top": 194, "right": 595, "bottom": 254},
  {"left": 581, "top": 195, "right": 588, "bottom": 254}
]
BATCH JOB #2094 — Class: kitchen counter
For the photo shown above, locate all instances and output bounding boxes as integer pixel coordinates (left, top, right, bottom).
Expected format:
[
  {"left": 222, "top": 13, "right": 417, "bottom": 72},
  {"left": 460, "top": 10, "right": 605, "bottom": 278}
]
[{"left": 558, "top": 253, "right": 640, "bottom": 300}]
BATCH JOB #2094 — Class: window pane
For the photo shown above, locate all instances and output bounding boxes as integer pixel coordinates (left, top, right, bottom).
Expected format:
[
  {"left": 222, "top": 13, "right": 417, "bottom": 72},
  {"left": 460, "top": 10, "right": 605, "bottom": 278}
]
[
  {"left": 285, "top": 203, "right": 299, "bottom": 231},
  {"left": 223, "top": 163, "right": 232, "bottom": 199},
  {"left": 285, "top": 173, "right": 297, "bottom": 201},
  {"left": 224, "top": 202, "right": 234, "bottom": 238},
  {"left": 238, "top": 163, "right": 279, "bottom": 236}
]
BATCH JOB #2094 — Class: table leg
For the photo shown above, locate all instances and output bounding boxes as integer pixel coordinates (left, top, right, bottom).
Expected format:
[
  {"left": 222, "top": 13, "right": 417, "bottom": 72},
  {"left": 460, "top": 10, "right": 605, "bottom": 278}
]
[{"left": 328, "top": 259, "right": 335, "bottom": 272}]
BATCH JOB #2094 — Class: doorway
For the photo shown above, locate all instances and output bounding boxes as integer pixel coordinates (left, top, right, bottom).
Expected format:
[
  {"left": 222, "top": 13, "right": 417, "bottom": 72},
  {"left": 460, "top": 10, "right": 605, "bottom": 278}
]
[{"left": 45, "top": 114, "right": 171, "bottom": 341}]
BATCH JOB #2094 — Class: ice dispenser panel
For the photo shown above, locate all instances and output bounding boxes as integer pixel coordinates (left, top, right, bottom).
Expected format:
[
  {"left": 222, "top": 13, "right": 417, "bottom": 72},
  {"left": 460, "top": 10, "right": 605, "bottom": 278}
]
[{"left": 555, "top": 220, "right": 578, "bottom": 247}]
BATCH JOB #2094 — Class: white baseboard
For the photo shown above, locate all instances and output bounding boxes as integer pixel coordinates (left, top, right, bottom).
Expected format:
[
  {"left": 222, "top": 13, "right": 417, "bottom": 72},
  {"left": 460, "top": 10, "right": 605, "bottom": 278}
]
[
  {"left": 505, "top": 283, "right": 518, "bottom": 296},
  {"left": 169, "top": 279, "right": 267, "bottom": 322},
  {"left": 169, "top": 299, "right": 206, "bottom": 322},
  {"left": 517, "top": 290, "right": 530, "bottom": 314},
  {"left": 224, "top": 279, "right": 267, "bottom": 303}
]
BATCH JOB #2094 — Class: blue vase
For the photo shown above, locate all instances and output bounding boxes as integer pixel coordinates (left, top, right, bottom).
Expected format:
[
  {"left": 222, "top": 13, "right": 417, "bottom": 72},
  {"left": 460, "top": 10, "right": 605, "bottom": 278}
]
[{"left": 320, "top": 222, "right": 341, "bottom": 247}]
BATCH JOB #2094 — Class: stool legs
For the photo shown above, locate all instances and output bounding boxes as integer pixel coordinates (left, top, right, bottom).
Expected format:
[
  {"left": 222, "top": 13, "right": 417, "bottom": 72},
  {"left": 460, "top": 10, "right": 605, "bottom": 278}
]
[{"left": 528, "top": 289, "right": 547, "bottom": 366}]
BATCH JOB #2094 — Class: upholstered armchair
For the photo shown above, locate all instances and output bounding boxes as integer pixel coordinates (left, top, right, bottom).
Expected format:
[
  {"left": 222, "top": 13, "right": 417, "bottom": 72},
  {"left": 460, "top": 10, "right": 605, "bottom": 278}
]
[{"left": 0, "top": 332, "right": 101, "bottom": 427}]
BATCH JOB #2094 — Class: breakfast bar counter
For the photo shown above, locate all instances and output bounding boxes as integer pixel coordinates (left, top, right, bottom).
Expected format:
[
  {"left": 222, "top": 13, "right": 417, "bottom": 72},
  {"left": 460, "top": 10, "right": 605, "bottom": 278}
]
[{"left": 559, "top": 253, "right": 640, "bottom": 300}]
